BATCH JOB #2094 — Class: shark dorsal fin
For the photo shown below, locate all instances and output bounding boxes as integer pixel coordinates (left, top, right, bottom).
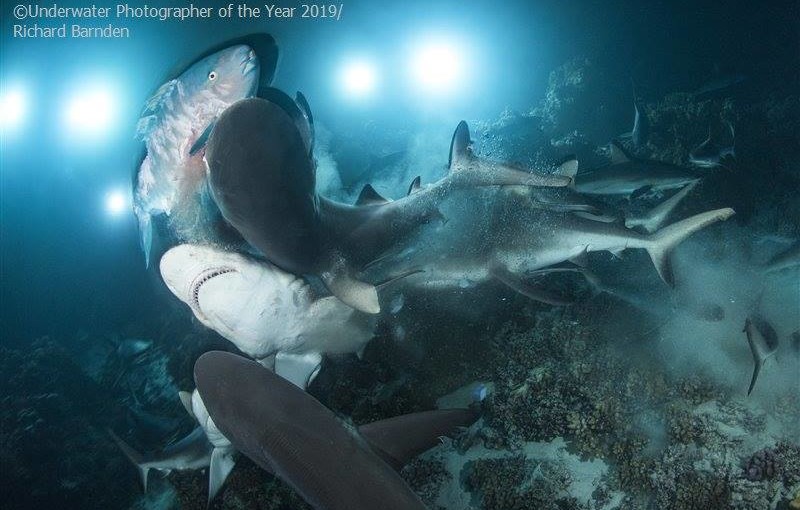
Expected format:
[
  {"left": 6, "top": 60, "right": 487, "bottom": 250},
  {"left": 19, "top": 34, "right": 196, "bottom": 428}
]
[
  {"left": 408, "top": 176, "right": 422, "bottom": 196},
  {"left": 295, "top": 91, "right": 315, "bottom": 150},
  {"left": 556, "top": 156, "right": 579, "bottom": 180},
  {"left": 258, "top": 87, "right": 314, "bottom": 155},
  {"left": 609, "top": 141, "right": 632, "bottom": 165},
  {"left": 355, "top": 184, "right": 390, "bottom": 206},
  {"left": 358, "top": 409, "right": 478, "bottom": 471},
  {"left": 448, "top": 121, "right": 472, "bottom": 169}
]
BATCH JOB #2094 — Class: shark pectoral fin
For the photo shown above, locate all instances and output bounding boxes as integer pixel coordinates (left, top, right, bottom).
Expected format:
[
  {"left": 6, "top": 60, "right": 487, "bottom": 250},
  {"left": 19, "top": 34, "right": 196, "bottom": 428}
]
[
  {"left": 645, "top": 208, "right": 735, "bottom": 286},
  {"left": 208, "top": 447, "right": 236, "bottom": 507},
  {"left": 641, "top": 181, "right": 699, "bottom": 233},
  {"left": 375, "top": 268, "right": 424, "bottom": 291},
  {"left": 355, "top": 184, "right": 391, "bottom": 206},
  {"left": 358, "top": 409, "right": 479, "bottom": 471},
  {"left": 490, "top": 265, "right": 574, "bottom": 306},
  {"left": 448, "top": 121, "right": 570, "bottom": 188},
  {"left": 572, "top": 211, "right": 619, "bottom": 223},
  {"left": 108, "top": 429, "right": 150, "bottom": 492},
  {"left": 569, "top": 250, "right": 589, "bottom": 268},
  {"left": 178, "top": 391, "right": 196, "bottom": 419},
  {"left": 321, "top": 265, "right": 380, "bottom": 314},
  {"left": 274, "top": 352, "right": 323, "bottom": 390}
]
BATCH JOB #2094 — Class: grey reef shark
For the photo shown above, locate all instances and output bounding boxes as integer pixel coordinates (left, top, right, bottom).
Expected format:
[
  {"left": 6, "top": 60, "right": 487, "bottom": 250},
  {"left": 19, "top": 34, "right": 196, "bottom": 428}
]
[
  {"left": 203, "top": 89, "right": 571, "bottom": 314},
  {"left": 573, "top": 141, "right": 703, "bottom": 196},
  {"left": 194, "top": 350, "right": 479, "bottom": 510}
]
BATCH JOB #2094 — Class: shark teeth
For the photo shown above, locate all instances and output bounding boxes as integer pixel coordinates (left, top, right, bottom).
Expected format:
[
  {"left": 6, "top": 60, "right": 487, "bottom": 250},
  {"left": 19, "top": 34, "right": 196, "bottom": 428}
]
[{"left": 190, "top": 267, "right": 237, "bottom": 308}]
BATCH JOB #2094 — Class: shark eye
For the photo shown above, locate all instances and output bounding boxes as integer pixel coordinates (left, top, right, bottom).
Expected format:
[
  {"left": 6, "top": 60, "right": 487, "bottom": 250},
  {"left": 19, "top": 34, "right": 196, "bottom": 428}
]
[{"left": 208, "top": 71, "right": 217, "bottom": 81}]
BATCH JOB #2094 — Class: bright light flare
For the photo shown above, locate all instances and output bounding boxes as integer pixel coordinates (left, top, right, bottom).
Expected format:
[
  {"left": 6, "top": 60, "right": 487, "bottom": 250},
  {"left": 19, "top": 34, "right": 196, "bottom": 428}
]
[
  {"left": 65, "top": 86, "right": 116, "bottom": 136},
  {"left": 410, "top": 41, "right": 464, "bottom": 93},
  {"left": 104, "top": 189, "right": 129, "bottom": 216},
  {"left": 1, "top": 88, "right": 26, "bottom": 130},
  {"left": 339, "top": 60, "right": 378, "bottom": 98}
]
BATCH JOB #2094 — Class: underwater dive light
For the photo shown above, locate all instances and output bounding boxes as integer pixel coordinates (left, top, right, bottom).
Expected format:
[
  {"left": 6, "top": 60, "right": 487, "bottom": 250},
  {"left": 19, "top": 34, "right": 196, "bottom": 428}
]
[
  {"left": 0, "top": 87, "right": 26, "bottom": 130},
  {"left": 104, "top": 189, "right": 128, "bottom": 216},
  {"left": 339, "top": 59, "right": 378, "bottom": 98},
  {"left": 409, "top": 40, "right": 464, "bottom": 93},
  {"left": 64, "top": 85, "right": 116, "bottom": 137}
]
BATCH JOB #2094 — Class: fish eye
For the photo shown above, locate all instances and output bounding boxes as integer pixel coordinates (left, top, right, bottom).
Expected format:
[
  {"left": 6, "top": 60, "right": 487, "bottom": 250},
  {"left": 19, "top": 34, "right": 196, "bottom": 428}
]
[{"left": 208, "top": 71, "right": 217, "bottom": 81}]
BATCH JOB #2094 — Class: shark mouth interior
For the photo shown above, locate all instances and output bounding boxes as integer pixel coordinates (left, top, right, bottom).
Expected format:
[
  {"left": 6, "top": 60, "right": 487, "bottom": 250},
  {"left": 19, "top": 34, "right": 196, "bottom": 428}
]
[{"left": 190, "top": 267, "right": 237, "bottom": 308}]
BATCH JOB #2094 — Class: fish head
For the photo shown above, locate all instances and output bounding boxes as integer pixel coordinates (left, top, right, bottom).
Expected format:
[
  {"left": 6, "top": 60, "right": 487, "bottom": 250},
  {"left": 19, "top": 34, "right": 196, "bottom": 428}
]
[
  {"left": 159, "top": 244, "right": 303, "bottom": 356},
  {"left": 180, "top": 44, "right": 260, "bottom": 108}
]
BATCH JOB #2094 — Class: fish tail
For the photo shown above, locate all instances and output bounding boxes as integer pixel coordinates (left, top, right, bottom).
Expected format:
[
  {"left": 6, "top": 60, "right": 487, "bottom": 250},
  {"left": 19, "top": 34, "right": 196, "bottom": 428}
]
[
  {"left": 645, "top": 208, "right": 735, "bottom": 286},
  {"left": 108, "top": 429, "right": 150, "bottom": 492}
]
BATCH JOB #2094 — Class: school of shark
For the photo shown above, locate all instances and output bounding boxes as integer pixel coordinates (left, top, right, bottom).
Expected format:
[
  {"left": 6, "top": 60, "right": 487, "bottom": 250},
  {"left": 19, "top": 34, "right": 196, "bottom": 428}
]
[{"left": 107, "top": 34, "right": 800, "bottom": 510}]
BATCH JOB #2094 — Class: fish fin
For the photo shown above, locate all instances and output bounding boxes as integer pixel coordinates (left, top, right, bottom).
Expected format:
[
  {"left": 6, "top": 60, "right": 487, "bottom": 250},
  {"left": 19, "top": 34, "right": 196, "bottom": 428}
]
[
  {"left": 645, "top": 208, "right": 735, "bottom": 286},
  {"left": 358, "top": 409, "right": 478, "bottom": 470},
  {"left": 179, "top": 391, "right": 196, "bottom": 420},
  {"left": 569, "top": 250, "right": 589, "bottom": 268},
  {"left": 609, "top": 248, "right": 625, "bottom": 259},
  {"left": 556, "top": 156, "right": 579, "bottom": 182},
  {"left": 448, "top": 121, "right": 570, "bottom": 188},
  {"left": 630, "top": 185, "right": 652, "bottom": 201},
  {"left": 355, "top": 184, "right": 390, "bottom": 206},
  {"left": 137, "top": 213, "right": 153, "bottom": 269},
  {"left": 572, "top": 211, "right": 618, "bottom": 223},
  {"left": 108, "top": 429, "right": 150, "bottom": 492},
  {"left": 295, "top": 91, "right": 314, "bottom": 149},
  {"left": 257, "top": 353, "right": 277, "bottom": 371},
  {"left": 375, "top": 268, "right": 424, "bottom": 291},
  {"left": 321, "top": 260, "right": 380, "bottom": 314},
  {"left": 490, "top": 264, "right": 574, "bottom": 306},
  {"left": 608, "top": 141, "right": 633, "bottom": 165},
  {"left": 189, "top": 122, "right": 215, "bottom": 156},
  {"left": 407, "top": 176, "right": 422, "bottom": 196},
  {"left": 207, "top": 447, "right": 236, "bottom": 507},
  {"left": 747, "top": 359, "right": 763, "bottom": 396},
  {"left": 631, "top": 181, "right": 699, "bottom": 233},
  {"left": 274, "top": 352, "right": 323, "bottom": 390},
  {"left": 259, "top": 87, "right": 313, "bottom": 155}
]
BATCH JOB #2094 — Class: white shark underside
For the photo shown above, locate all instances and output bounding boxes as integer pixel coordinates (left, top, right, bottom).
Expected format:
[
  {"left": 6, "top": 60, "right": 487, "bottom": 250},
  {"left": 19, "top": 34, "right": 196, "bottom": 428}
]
[{"left": 160, "top": 244, "right": 375, "bottom": 388}]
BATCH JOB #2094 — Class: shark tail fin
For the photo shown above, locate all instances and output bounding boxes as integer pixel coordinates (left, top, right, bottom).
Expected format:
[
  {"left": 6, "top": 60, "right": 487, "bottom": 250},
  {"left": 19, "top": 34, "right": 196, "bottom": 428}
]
[
  {"left": 137, "top": 212, "right": 154, "bottom": 269},
  {"left": 747, "top": 358, "right": 763, "bottom": 396},
  {"left": 447, "top": 121, "right": 571, "bottom": 188},
  {"left": 628, "top": 181, "right": 699, "bottom": 233},
  {"left": 108, "top": 429, "right": 150, "bottom": 492},
  {"left": 645, "top": 208, "right": 735, "bottom": 286}
]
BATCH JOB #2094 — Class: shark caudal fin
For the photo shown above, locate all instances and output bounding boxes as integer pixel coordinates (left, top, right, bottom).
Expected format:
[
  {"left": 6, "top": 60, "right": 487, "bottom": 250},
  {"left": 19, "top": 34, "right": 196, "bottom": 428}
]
[
  {"left": 626, "top": 181, "right": 699, "bottom": 233},
  {"left": 645, "top": 208, "right": 735, "bottom": 286},
  {"left": 744, "top": 316, "right": 779, "bottom": 396},
  {"left": 447, "top": 121, "right": 571, "bottom": 188},
  {"left": 108, "top": 429, "right": 151, "bottom": 492},
  {"left": 358, "top": 409, "right": 478, "bottom": 471}
]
